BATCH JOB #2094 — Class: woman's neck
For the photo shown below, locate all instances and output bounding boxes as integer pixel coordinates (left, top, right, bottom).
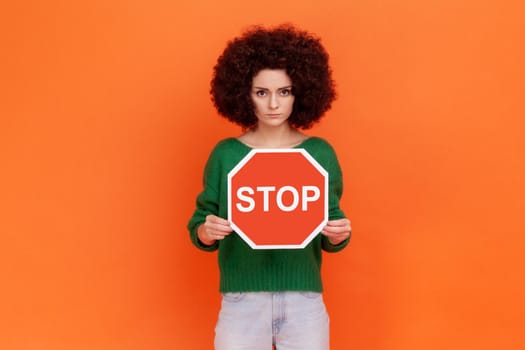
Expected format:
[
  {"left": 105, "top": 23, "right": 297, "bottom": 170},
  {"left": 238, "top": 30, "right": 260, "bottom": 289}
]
[{"left": 238, "top": 124, "right": 307, "bottom": 148}]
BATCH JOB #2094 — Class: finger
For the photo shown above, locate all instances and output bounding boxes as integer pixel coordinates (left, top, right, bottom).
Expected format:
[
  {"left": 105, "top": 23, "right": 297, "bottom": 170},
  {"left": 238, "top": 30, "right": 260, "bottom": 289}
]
[
  {"left": 321, "top": 229, "right": 351, "bottom": 239},
  {"left": 210, "top": 226, "right": 234, "bottom": 235},
  {"left": 321, "top": 228, "right": 351, "bottom": 236},
  {"left": 326, "top": 218, "right": 351, "bottom": 227},
  {"left": 205, "top": 216, "right": 233, "bottom": 232},
  {"left": 206, "top": 214, "right": 230, "bottom": 226},
  {"left": 204, "top": 223, "right": 234, "bottom": 241},
  {"left": 206, "top": 222, "right": 233, "bottom": 234},
  {"left": 323, "top": 225, "right": 350, "bottom": 234},
  {"left": 209, "top": 232, "right": 226, "bottom": 240},
  {"left": 326, "top": 220, "right": 351, "bottom": 233}
]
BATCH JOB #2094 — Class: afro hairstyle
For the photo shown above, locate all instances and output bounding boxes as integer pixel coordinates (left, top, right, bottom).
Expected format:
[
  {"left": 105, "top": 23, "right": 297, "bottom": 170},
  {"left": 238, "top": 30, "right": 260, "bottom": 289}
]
[{"left": 210, "top": 24, "right": 336, "bottom": 130}]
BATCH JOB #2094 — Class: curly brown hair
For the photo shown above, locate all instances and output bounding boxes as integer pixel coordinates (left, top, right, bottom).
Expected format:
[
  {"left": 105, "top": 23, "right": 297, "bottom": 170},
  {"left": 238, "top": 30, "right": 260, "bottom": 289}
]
[{"left": 210, "top": 24, "right": 336, "bottom": 130}]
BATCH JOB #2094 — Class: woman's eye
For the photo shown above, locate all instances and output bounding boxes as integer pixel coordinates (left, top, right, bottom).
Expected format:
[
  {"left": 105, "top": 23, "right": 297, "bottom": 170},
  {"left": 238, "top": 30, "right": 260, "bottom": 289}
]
[
  {"left": 280, "top": 89, "right": 291, "bottom": 96},
  {"left": 255, "top": 90, "right": 267, "bottom": 97}
]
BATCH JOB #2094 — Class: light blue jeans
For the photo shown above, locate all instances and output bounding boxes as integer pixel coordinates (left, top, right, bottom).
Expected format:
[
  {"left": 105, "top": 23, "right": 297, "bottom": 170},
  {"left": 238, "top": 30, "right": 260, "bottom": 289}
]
[{"left": 214, "top": 292, "right": 330, "bottom": 350}]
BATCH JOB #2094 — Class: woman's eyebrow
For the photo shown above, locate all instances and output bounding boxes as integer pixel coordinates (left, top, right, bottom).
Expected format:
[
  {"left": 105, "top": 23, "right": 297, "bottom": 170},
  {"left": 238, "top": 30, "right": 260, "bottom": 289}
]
[{"left": 253, "top": 85, "right": 292, "bottom": 90}]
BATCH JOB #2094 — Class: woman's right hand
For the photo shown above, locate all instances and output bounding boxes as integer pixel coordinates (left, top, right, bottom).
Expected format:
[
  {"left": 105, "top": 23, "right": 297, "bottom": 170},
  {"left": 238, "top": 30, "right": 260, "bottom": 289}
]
[{"left": 197, "top": 215, "right": 233, "bottom": 246}]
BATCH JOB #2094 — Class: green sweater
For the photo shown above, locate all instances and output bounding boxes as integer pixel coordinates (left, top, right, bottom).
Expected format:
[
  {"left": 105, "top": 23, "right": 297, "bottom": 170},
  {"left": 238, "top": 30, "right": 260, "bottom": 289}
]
[{"left": 187, "top": 137, "right": 350, "bottom": 293}]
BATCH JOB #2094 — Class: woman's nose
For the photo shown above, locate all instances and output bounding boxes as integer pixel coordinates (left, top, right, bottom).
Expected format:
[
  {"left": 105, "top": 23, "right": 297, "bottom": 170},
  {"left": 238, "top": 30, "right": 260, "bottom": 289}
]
[{"left": 269, "top": 93, "right": 279, "bottom": 109}]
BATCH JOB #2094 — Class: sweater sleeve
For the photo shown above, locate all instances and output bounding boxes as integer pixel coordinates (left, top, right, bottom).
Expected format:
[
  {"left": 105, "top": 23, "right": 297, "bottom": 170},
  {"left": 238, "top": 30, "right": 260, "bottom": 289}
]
[
  {"left": 187, "top": 146, "right": 221, "bottom": 252},
  {"left": 315, "top": 139, "right": 351, "bottom": 253}
]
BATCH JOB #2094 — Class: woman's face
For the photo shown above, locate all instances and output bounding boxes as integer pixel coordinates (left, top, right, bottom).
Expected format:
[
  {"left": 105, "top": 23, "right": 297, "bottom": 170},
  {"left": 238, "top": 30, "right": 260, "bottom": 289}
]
[{"left": 251, "top": 69, "right": 295, "bottom": 128}]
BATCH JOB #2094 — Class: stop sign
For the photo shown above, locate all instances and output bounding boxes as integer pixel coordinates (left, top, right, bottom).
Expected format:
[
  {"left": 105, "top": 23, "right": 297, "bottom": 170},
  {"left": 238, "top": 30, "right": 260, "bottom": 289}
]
[{"left": 228, "top": 149, "right": 328, "bottom": 249}]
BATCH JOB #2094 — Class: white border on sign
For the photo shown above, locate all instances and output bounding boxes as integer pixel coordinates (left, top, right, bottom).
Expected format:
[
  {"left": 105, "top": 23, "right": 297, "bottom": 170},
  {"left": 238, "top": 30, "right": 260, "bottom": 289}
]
[{"left": 227, "top": 148, "right": 328, "bottom": 249}]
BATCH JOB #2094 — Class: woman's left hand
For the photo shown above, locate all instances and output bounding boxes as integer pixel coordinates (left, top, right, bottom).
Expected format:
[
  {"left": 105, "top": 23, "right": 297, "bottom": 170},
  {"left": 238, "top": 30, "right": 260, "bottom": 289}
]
[{"left": 321, "top": 218, "right": 352, "bottom": 246}]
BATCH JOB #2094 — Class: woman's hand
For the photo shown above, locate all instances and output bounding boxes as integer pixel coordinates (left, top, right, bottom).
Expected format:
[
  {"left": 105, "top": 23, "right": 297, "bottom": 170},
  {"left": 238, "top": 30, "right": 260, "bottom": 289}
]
[
  {"left": 197, "top": 215, "right": 233, "bottom": 246},
  {"left": 321, "top": 218, "right": 352, "bottom": 246}
]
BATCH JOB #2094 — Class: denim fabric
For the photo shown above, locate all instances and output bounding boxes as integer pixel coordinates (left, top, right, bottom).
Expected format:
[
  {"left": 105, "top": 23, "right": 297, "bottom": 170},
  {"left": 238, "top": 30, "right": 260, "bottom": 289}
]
[{"left": 214, "top": 292, "right": 329, "bottom": 350}]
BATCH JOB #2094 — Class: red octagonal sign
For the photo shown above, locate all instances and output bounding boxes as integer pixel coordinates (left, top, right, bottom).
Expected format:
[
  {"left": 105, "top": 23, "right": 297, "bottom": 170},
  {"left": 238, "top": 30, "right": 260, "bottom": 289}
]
[{"left": 228, "top": 149, "right": 328, "bottom": 249}]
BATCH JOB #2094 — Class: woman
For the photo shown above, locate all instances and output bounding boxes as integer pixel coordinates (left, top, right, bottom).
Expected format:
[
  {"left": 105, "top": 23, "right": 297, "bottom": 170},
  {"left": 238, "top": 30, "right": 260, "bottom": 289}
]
[{"left": 187, "top": 24, "right": 352, "bottom": 350}]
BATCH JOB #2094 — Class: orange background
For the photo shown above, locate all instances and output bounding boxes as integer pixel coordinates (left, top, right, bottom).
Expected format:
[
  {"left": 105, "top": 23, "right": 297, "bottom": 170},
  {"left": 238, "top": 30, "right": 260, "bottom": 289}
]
[{"left": 1, "top": 1, "right": 524, "bottom": 349}]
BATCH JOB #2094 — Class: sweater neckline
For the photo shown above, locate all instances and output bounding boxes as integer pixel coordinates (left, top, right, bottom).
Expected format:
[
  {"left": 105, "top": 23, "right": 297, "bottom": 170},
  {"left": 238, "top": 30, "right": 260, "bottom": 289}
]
[{"left": 231, "top": 136, "right": 314, "bottom": 150}]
